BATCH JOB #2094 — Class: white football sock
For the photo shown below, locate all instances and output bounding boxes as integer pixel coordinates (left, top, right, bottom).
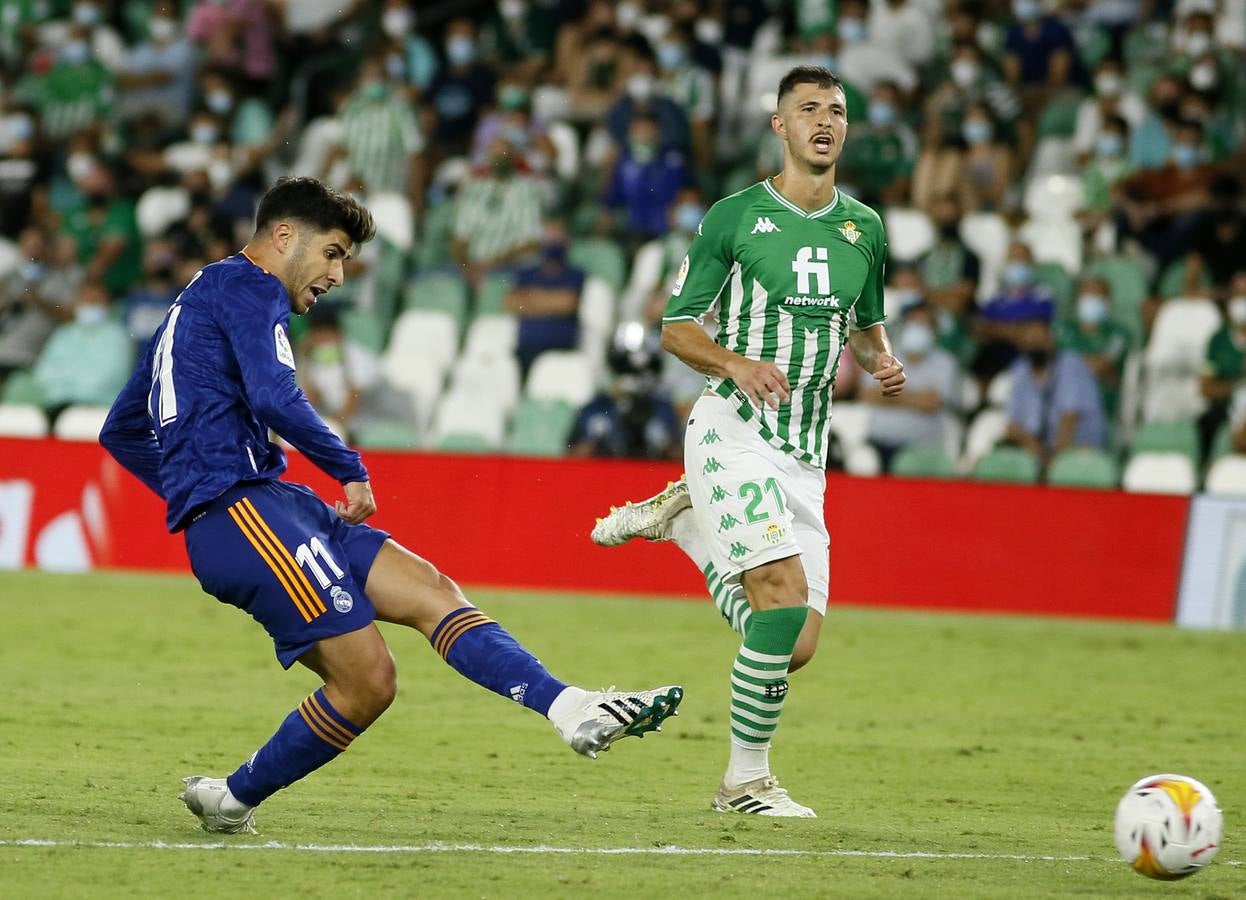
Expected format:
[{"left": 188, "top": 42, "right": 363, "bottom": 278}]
[
  {"left": 546, "top": 686, "right": 589, "bottom": 723},
  {"left": 669, "top": 508, "right": 711, "bottom": 570},
  {"left": 725, "top": 739, "right": 771, "bottom": 788},
  {"left": 219, "top": 788, "right": 251, "bottom": 818}
]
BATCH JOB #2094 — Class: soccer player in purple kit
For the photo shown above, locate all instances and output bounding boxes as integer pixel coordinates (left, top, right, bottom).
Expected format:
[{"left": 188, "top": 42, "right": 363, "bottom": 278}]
[{"left": 100, "top": 177, "right": 682, "bottom": 834}]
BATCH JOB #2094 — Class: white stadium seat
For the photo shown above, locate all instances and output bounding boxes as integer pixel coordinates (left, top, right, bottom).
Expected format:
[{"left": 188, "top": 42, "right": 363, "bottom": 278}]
[
  {"left": 962, "top": 408, "right": 1008, "bottom": 471},
  {"left": 827, "top": 402, "right": 870, "bottom": 450},
  {"left": 1143, "top": 299, "right": 1221, "bottom": 423},
  {"left": 1122, "top": 452, "right": 1197, "bottom": 495},
  {"left": 958, "top": 212, "right": 1010, "bottom": 298},
  {"left": 448, "top": 353, "right": 521, "bottom": 415},
  {"left": 1023, "top": 174, "right": 1084, "bottom": 222},
  {"left": 463, "top": 315, "right": 518, "bottom": 360},
  {"left": 526, "top": 350, "right": 596, "bottom": 407},
  {"left": 431, "top": 388, "right": 506, "bottom": 447},
  {"left": 940, "top": 410, "right": 965, "bottom": 462},
  {"left": 619, "top": 239, "right": 665, "bottom": 321},
  {"left": 546, "top": 121, "right": 580, "bottom": 182},
  {"left": 883, "top": 207, "right": 936, "bottom": 263},
  {"left": 1204, "top": 455, "right": 1246, "bottom": 496},
  {"left": 844, "top": 442, "right": 882, "bottom": 477},
  {"left": 136, "top": 186, "right": 190, "bottom": 239},
  {"left": 1017, "top": 217, "right": 1082, "bottom": 275},
  {"left": 53, "top": 406, "right": 110, "bottom": 441},
  {"left": 1028, "top": 136, "right": 1078, "bottom": 178},
  {"left": 386, "top": 309, "right": 459, "bottom": 372},
  {"left": 578, "top": 277, "right": 616, "bottom": 348},
  {"left": 290, "top": 116, "right": 342, "bottom": 179},
  {"left": 986, "top": 370, "right": 1013, "bottom": 408},
  {"left": 380, "top": 354, "right": 445, "bottom": 430},
  {"left": 367, "top": 192, "right": 414, "bottom": 252},
  {"left": 0, "top": 403, "right": 48, "bottom": 437}
]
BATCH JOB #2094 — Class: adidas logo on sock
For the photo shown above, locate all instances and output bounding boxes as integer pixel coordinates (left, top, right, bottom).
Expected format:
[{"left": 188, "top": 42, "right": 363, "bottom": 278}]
[{"left": 509, "top": 683, "right": 527, "bottom": 704}]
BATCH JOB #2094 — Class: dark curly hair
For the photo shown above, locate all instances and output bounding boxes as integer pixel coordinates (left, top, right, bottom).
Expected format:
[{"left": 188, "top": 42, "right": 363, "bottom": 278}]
[{"left": 254, "top": 176, "right": 376, "bottom": 248}]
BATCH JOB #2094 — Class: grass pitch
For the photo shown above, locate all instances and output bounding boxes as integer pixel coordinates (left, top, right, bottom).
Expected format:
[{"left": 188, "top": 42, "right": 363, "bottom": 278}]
[{"left": 1, "top": 569, "right": 1244, "bottom": 899}]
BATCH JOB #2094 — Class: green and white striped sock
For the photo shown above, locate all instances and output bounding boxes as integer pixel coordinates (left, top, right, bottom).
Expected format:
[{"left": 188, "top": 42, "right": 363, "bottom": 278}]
[
  {"left": 704, "top": 562, "right": 752, "bottom": 636},
  {"left": 726, "top": 606, "right": 807, "bottom": 785}
]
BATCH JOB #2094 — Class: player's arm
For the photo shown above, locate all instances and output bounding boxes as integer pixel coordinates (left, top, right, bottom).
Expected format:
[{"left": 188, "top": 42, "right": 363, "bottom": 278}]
[
  {"left": 220, "top": 295, "right": 375, "bottom": 523},
  {"left": 848, "top": 228, "right": 905, "bottom": 397},
  {"left": 99, "top": 341, "right": 166, "bottom": 497},
  {"left": 660, "top": 202, "right": 789, "bottom": 410}
]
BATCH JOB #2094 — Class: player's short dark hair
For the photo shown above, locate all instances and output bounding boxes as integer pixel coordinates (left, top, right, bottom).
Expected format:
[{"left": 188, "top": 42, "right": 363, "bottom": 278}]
[
  {"left": 254, "top": 176, "right": 376, "bottom": 248},
  {"left": 777, "top": 66, "right": 844, "bottom": 105}
]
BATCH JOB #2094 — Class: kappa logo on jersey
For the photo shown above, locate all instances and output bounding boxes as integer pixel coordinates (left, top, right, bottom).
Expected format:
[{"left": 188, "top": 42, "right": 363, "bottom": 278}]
[
  {"left": 330, "top": 585, "right": 353, "bottom": 613},
  {"left": 750, "top": 217, "right": 781, "bottom": 235},
  {"left": 838, "top": 220, "right": 861, "bottom": 245},
  {"left": 274, "top": 324, "right": 296, "bottom": 370}
]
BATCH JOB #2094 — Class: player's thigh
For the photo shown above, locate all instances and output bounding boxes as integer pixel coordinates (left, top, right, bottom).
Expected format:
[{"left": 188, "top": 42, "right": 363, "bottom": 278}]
[
  {"left": 685, "top": 394, "right": 804, "bottom": 586},
  {"left": 298, "top": 622, "right": 397, "bottom": 723},
  {"left": 184, "top": 482, "right": 377, "bottom": 669},
  {"left": 363, "top": 540, "right": 472, "bottom": 635},
  {"left": 784, "top": 459, "right": 831, "bottom": 617}
]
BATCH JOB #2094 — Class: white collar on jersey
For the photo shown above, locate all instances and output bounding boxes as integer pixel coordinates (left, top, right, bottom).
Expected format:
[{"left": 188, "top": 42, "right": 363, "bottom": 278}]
[{"left": 763, "top": 178, "right": 840, "bottom": 219}]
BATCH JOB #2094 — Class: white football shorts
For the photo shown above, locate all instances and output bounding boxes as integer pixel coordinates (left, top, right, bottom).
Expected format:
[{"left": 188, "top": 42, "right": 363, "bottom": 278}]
[{"left": 684, "top": 393, "right": 830, "bottom": 615}]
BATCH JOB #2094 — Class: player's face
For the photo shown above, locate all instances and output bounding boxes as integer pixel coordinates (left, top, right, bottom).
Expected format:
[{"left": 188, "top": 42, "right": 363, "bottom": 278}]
[
  {"left": 772, "top": 83, "right": 848, "bottom": 172},
  {"left": 287, "top": 227, "right": 352, "bottom": 315}
]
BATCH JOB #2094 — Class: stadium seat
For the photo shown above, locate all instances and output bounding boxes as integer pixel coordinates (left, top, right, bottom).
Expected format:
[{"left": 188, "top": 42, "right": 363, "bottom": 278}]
[
  {"left": 569, "top": 238, "right": 627, "bottom": 294},
  {"left": 53, "top": 406, "right": 110, "bottom": 442},
  {"left": 368, "top": 192, "right": 414, "bottom": 252},
  {"left": 1047, "top": 448, "right": 1119, "bottom": 489},
  {"left": 1036, "top": 90, "right": 1083, "bottom": 138},
  {"left": 844, "top": 442, "right": 882, "bottom": 477},
  {"left": 431, "top": 389, "right": 506, "bottom": 448},
  {"left": 619, "top": 240, "right": 666, "bottom": 321},
  {"left": 413, "top": 200, "right": 456, "bottom": 271},
  {"left": 379, "top": 355, "right": 445, "bottom": 430},
  {"left": 1158, "top": 257, "right": 1212, "bottom": 300},
  {"left": 1018, "top": 218, "right": 1082, "bottom": 276},
  {"left": 436, "top": 432, "right": 495, "bottom": 453},
  {"left": 890, "top": 444, "right": 957, "bottom": 479},
  {"left": 1032, "top": 261, "right": 1075, "bottom": 316},
  {"left": 339, "top": 308, "right": 386, "bottom": 354},
  {"left": 353, "top": 420, "right": 418, "bottom": 450},
  {"left": 1142, "top": 299, "right": 1220, "bottom": 423},
  {"left": 1121, "top": 452, "right": 1197, "bottom": 495},
  {"left": 463, "top": 314, "right": 518, "bottom": 360},
  {"left": 0, "top": 403, "right": 48, "bottom": 438},
  {"left": 940, "top": 410, "right": 965, "bottom": 462},
  {"left": 290, "top": 116, "right": 342, "bottom": 179},
  {"left": 971, "top": 446, "right": 1039, "bottom": 484},
  {"left": 962, "top": 408, "right": 1009, "bottom": 471},
  {"left": 135, "top": 186, "right": 190, "bottom": 239},
  {"left": 505, "top": 397, "right": 577, "bottom": 457},
  {"left": 406, "top": 271, "right": 469, "bottom": 330},
  {"left": 1204, "top": 455, "right": 1246, "bottom": 497},
  {"left": 526, "top": 350, "right": 596, "bottom": 407},
  {"left": 1131, "top": 420, "right": 1200, "bottom": 465},
  {"left": 958, "top": 212, "right": 1010, "bottom": 298},
  {"left": 959, "top": 375, "right": 982, "bottom": 412},
  {"left": 386, "top": 309, "right": 459, "bottom": 372},
  {"left": 986, "top": 370, "right": 1013, "bottom": 408},
  {"left": 476, "top": 271, "right": 514, "bottom": 316},
  {"left": 578, "top": 277, "right": 617, "bottom": 353},
  {"left": 883, "top": 207, "right": 935, "bottom": 263},
  {"left": 546, "top": 121, "right": 580, "bottom": 182},
  {"left": 449, "top": 352, "right": 521, "bottom": 415},
  {"left": 827, "top": 402, "right": 870, "bottom": 450},
  {"left": 1, "top": 369, "right": 45, "bottom": 406},
  {"left": 1209, "top": 421, "right": 1234, "bottom": 462},
  {"left": 1023, "top": 174, "right": 1083, "bottom": 222}
]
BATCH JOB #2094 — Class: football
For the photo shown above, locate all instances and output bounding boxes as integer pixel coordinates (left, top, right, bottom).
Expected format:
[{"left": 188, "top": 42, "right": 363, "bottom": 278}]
[{"left": 1114, "top": 774, "right": 1224, "bottom": 880}]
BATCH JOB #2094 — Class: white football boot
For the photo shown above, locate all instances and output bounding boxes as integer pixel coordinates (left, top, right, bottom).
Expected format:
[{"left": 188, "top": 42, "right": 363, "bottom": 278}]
[
  {"left": 179, "top": 776, "right": 258, "bottom": 834},
  {"left": 712, "top": 775, "right": 817, "bottom": 818},
  {"left": 553, "top": 685, "right": 684, "bottom": 759},
  {"left": 590, "top": 478, "right": 691, "bottom": 546}
]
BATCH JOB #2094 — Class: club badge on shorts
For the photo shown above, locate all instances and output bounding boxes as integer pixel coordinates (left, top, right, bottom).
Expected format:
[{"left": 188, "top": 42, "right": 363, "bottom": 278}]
[{"left": 330, "top": 585, "right": 354, "bottom": 613}]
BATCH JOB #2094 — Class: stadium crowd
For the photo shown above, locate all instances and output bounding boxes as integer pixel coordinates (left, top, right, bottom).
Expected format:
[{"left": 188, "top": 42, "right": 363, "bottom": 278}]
[{"left": 0, "top": 0, "right": 1244, "bottom": 492}]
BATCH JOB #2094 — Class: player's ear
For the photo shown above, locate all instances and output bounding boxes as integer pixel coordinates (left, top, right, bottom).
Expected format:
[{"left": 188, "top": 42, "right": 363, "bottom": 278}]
[
  {"left": 272, "top": 221, "right": 294, "bottom": 253},
  {"left": 771, "top": 112, "right": 785, "bottom": 138}
]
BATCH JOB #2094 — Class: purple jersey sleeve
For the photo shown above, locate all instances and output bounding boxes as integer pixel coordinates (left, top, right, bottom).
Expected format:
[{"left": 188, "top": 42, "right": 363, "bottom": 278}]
[{"left": 99, "top": 337, "right": 165, "bottom": 497}]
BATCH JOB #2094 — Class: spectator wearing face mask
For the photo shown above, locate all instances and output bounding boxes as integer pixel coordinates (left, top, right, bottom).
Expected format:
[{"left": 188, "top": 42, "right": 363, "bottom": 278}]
[
  {"left": 621, "top": 186, "right": 706, "bottom": 321},
  {"left": 115, "top": 0, "right": 195, "bottom": 128},
  {"left": 121, "top": 239, "right": 182, "bottom": 354},
  {"left": 917, "top": 196, "right": 980, "bottom": 368},
  {"left": 923, "top": 41, "right": 1021, "bottom": 154},
  {"left": 0, "top": 227, "right": 68, "bottom": 373},
  {"left": 914, "top": 102, "right": 1011, "bottom": 214},
  {"left": 470, "top": 80, "right": 556, "bottom": 176},
  {"left": 603, "top": 113, "right": 690, "bottom": 247},
  {"left": 1073, "top": 57, "right": 1146, "bottom": 166},
  {"left": 858, "top": 300, "right": 961, "bottom": 469},
  {"left": 1002, "top": 0, "right": 1078, "bottom": 96},
  {"left": 868, "top": 0, "right": 935, "bottom": 69},
  {"left": 482, "top": 0, "right": 556, "bottom": 75},
  {"left": 974, "top": 242, "right": 1054, "bottom": 391},
  {"left": 32, "top": 280, "right": 133, "bottom": 413},
  {"left": 1080, "top": 113, "right": 1133, "bottom": 230},
  {"left": 606, "top": 52, "right": 691, "bottom": 157},
  {"left": 1056, "top": 276, "right": 1131, "bottom": 416},
  {"left": 164, "top": 110, "right": 228, "bottom": 177},
  {"left": 0, "top": 92, "right": 40, "bottom": 237},
  {"left": 451, "top": 136, "right": 542, "bottom": 288},
  {"left": 504, "top": 221, "right": 584, "bottom": 375},
  {"left": 836, "top": 80, "right": 917, "bottom": 207},
  {"left": 1200, "top": 271, "right": 1246, "bottom": 460},
  {"left": 15, "top": 24, "right": 114, "bottom": 142},
  {"left": 1129, "top": 74, "right": 1183, "bottom": 169},
  {"left": 428, "top": 19, "right": 497, "bottom": 158},
  {"left": 185, "top": 0, "right": 276, "bottom": 84},
  {"left": 60, "top": 164, "right": 142, "bottom": 296},
  {"left": 378, "top": 0, "right": 438, "bottom": 94},
  {"left": 559, "top": 1, "right": 627, "bottom": 121},
  {"left": 655, "top": 23, "right": 716, "bottom": 172}
]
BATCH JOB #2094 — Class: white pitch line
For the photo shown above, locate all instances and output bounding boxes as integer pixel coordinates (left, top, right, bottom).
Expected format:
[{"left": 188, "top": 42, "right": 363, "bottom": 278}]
[{"left": 1, "top": 839, "right": 1240, "bottom": 866}]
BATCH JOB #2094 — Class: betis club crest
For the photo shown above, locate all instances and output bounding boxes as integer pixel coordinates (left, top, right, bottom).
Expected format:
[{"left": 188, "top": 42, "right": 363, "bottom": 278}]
[{"left": 838, "top": 220, "right": 861, "bottom": 245}]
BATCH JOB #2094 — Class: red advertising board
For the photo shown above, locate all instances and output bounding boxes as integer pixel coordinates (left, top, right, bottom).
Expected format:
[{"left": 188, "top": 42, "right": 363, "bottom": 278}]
[{"left": 0, "top": 437, "right": 1189, "bottom": 621}]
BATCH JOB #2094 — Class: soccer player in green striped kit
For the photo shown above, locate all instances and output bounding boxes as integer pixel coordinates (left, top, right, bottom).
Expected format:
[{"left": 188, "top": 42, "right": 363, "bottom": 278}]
[{"left": 593, "top": 66, "right": 907, "bottom": 817}]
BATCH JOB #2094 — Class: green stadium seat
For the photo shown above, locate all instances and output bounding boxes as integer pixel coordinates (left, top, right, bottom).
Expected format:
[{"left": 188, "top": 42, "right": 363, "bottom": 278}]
[
  {"left": 1158, "top": 257, "right": 1212, "bottom": 300},
  {"left": 1086, "top": 255, "right": 1148, "bottom": 343},
  {"left": 1, "top": 369, "right": 45, "bottom": 407},
  {"left": 413, "top": 200, "right": 456, "bottom": 271},
  {"left": 972, "top": 447, "right": 1039, "bottom": 484},
  {"left": 505, "top": 398, "right": 576, "bottom": 457},
  {"left": 889, "top": 445, "right": 957, "bottom": 479},
  {"left": 372, "top": 239, "right": 408, "bottom": 325},
  {"left": 406, "top": 271, "right": 469, "bottom": 330},
  {"left": 1033, "top": 262, "right": 1075, "bottom": 317},
  {"left": 475, "top": 271, "right": 514, "bottom": 316},
  {"left": 721, "top": 163, "right": 757, "bottom": 198},
  {"left": 1047, "top": 448, "right": 1119, "bottom": 489},
  {"left": 353, "top": 420, "right": 418, "bottom": 450},
  {"left": 570, "top": 201, "right": 603, "bottom": 235},
  {"left": 1132, "top": 420, "right": 1199, "bottom": 465},
  {"left": 436, "top": 432, "right": 494, "bottom": 453},
  {"left": 340, "top": 309, "right": 386, "bottom": 354},
  {"left": 1210, "top": 421, "right": 1234, "bottom": 462},
  {"left": 568, "top": 238, "right": 627, "bottom": 294},
  {"left": 1036, "top": 91, "right": 1084, "bottom": 138}
]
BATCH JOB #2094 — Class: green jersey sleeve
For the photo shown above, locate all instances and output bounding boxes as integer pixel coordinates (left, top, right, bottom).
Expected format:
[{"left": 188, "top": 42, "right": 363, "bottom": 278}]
[
  {"left": 663, "top": 199, "right": 738, "bottom": 323},
  {"left": 852, "top": 217, "right": 887, "bottom": 331}
]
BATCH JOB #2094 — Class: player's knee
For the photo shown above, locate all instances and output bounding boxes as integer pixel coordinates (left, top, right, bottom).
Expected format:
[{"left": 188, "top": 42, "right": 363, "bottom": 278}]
[
  {"left": 744, "top": 563, "right": 808, "bottom": 610},
  {"left": 790, "top": 640, "right": 817, "bottom": 672},
  {"left": 357, "top": 648, "right": 398, "bottom": 718}
]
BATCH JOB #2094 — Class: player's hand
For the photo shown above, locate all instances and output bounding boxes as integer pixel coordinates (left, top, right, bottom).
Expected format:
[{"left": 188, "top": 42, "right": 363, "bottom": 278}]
[
  {"left": 873, "top": 353, "right": 906, "bottom": 397},
  {"left": 726, "top": 356, "right": 791, "bottom": 410},
  {"left": 336, "top": 480, "right": 376, "bottom": 524}
]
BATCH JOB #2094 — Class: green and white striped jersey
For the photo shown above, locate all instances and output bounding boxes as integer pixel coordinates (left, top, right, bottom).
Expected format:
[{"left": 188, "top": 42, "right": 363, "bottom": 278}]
[{"left": 664, "top": 179, "right": 887, "bottom": 467}]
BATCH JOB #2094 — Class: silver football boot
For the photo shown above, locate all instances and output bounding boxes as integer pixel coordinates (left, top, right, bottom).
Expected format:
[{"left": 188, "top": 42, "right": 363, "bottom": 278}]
[
  {"left": 590, "top": 478, "right": 691, "bottom": 546},
  {"left": 179, "top": 775, "right": 258, "bottom": 834},
  {"left": 553, "top": 686, "right": 684, "bottom": 758}
]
